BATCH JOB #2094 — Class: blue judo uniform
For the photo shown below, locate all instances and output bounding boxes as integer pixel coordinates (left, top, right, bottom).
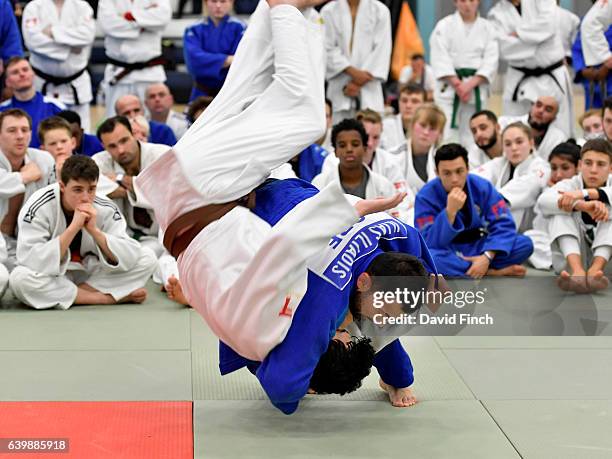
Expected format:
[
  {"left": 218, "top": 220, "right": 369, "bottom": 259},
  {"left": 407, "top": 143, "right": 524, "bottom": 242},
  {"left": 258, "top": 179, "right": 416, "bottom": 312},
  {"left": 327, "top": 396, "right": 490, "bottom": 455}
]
[
  {"left": 219, "top": 178, "right": 437, "bottom": 414},
  {"left": 148, "top": 120, "right": 177, "bottom": 146},
  {"left": 291, "top": 143, "right": 329, "bottom": 182},
  {"left": 183, "top": 15, "right": 246, "bottom": 101},
  {"left": 572, "top": 25, "right": 612, "bottom": 110},
  {"left": 0, "top": 0, "right": 23, "bottom": 62},
  {"left": 76, "top": 133, "right": 103, "bottom": 157},
  {"left": 0, "top": 93, "right": 63, "bottom": 148},
  {"left": 414, "top": 174, "right": 533, "bottom": 278}
]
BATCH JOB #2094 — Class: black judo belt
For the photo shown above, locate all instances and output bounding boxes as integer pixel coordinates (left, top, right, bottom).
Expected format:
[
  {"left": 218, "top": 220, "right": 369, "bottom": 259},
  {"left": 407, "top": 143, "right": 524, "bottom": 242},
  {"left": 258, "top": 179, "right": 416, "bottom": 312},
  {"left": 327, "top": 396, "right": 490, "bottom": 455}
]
[
  {"left": 511, "top": 60, "right": 565, "bottom": 102},
  {"left": 106, "top": 55, "right": 168, "bottom": 86},
  {"left": 32, "top": 66, "right": 87, "bottom": 105}
]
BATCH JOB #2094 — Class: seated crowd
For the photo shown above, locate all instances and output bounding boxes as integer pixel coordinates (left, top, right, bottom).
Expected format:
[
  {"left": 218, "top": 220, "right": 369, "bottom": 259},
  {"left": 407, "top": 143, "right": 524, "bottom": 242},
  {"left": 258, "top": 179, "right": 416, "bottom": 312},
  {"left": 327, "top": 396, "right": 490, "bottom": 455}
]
[{"left": 1, "top": 0, "right": 611, "bottom": 311}]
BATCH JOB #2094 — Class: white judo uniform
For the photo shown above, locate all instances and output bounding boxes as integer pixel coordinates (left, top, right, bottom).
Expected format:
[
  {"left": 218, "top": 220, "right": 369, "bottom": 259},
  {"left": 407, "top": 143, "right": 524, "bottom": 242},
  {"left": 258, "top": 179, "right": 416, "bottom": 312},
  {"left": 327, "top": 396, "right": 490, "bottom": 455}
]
[
  {"left": 467, "top": 144, "right": 500, "bottom": 170},
  {"left": 581, "top": 0, "right": 612, "bottom": 67},
  {"left": 21, "top": 0, "right": 96, "bottom": 132},
  {"left": 312, "top": 163, "right": 399, "bottom": 213},
  {"left": 162, "top": 111, "right": 189, "bottom": 140},
  {"left": 474, "top": 153, "right": 550, "bottom": 232},
  {"left": 488, "top": 0, "right": 574, "bottom": 138},
  {"left": 9, "top": 183, "right": 157, "bottom": 309},
  {"left": 430, "top": 11, "right": 498, "bottom": 146},
  {"left": 381, "top": 114, "right": 406, "bottom": 151},
  {"left": 320, "top": 148, "right": 414, "bottom": 224},
  {"left": 92, "top": 141, "right": 177, "bottom": 284},
  {"left": 98, "top": 0, "right": 172, "bottom": 118},
  {"left": 498, "top": 113, "right": 567, "bottom": 161},
  {"left": 389, "top": 142, "right": 437, "bottom": 198},
  {"left": 135, "top": 2, "right": 366, "bottom": 361},
  {"left": 0, "top": 148, "right": 55, "bottom": 283},
  {"left": 321, "top": 0, "right": 391, "bottom": 122},
  {"left": 537, "top": 174, "right": 612, "bottom": 273},
  {"left": 555, "top": 5, "right": 580, "bottom": 61}
]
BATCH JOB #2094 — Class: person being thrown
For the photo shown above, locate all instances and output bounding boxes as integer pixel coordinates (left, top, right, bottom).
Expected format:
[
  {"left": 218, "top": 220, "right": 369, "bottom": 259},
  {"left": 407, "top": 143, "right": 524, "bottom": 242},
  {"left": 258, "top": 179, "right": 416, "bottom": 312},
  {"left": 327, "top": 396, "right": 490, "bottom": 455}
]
[{"left": 135, "top": 0, "right": 438, "bottom": 413}]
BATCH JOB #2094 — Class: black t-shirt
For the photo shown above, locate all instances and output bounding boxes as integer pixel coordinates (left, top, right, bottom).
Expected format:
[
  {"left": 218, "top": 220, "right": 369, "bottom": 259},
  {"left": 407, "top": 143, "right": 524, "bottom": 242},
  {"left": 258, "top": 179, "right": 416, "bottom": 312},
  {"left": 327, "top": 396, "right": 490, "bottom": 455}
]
[
  {"left": 413, "top": 154, "right": 429, "bottom": 183},
  {"left": 63, "top": 209, "right": 82, "bottom": 263}
]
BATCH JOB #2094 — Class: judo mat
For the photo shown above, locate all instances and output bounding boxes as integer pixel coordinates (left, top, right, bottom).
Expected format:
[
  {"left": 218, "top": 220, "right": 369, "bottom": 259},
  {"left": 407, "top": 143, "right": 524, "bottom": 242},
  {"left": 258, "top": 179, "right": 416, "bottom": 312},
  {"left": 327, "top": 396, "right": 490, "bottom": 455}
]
[
  {"left": 1, "top": 277, "right": 612, "bottom": 458},
  {"left": 0, "top": 401, "right": 192, "bottom": 459}
]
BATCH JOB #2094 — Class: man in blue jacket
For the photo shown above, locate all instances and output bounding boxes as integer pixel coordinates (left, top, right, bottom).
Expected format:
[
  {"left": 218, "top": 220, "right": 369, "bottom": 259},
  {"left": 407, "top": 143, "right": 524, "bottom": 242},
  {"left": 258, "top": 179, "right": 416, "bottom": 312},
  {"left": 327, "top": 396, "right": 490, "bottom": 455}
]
[{"left": 415, "top": 143, "right": 533, "bottom": 278}]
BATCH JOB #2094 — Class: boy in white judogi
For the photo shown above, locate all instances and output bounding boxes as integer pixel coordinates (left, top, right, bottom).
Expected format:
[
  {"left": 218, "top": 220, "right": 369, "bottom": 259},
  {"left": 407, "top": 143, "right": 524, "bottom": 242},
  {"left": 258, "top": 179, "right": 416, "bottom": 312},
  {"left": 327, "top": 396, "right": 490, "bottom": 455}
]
[
  {"left": 312, "top": 118, "right": 399, "bottom": 213},
  {"left": 97, "top": 0, "right": 172, "bottom": 118},
  {"left": 94, "top": 116, "right": 177, "bottom": 285},
  {"left": 381, "top": 84, "right": 426, "bottom": 151},
  {"left": 537, "top": 138, "right": 612, "bottom": 292},
  {"left": 430, "top": 0, "right": 498, "bottom": 147},
  {"left": 0, "top": 109, "right": 55, "bottom": 288},
  {"left": 389, "top": 104, "right": 446, "bottom": 198},
  {"left": 9, "top": 155, "right": 157, "bottom": 309},
  {"left": 321, "top": 109, "right": 413, "bottom": 222},
  {"left": 488, "top": 0, "right": 574, "bottom": 138},
  {"left": 21, "top": 0, "right": 96, "bottom": 132},
  {"left": 321, "top": 0, "right": 391, "bottom": 122},
  {"left": 474, "top": 121, "right": 550, "bottom": 232},
  {"left": 525, "top": 141, "right": 580, "bottom": 270}
]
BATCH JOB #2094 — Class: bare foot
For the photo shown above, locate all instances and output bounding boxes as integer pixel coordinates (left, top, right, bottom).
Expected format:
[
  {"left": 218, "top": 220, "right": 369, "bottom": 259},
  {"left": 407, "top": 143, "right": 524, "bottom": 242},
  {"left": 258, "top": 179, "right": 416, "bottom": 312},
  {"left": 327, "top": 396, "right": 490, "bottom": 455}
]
[
  {"left": 379, "top": 379, "right": 417, "bottom": 408},
  {"left": 166, "top": 276, "right": 190, "bottom": 306},
  {"left": 586, "top": 270, "right": 610, "bottom": 292},
  {"left": 118, "top": 288, "right": 147, "bottom": 304},
  {"left": 557, "top": 270, "right": 589, "bottom": 293},
  {"left": 487, "top": 264, "right": 527, "bottom": 277}
]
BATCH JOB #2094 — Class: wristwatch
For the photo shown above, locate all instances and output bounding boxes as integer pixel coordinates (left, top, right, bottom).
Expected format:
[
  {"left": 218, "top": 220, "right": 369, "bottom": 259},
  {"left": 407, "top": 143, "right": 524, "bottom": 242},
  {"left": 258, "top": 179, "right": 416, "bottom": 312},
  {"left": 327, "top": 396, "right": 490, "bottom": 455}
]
[
  {"left": 115, "top": 173, "right": 124, "bottom": 186},
  {"left": 483, "top": 251, "right": 494, "bottom": 262},
  {"left": 583, "top": 189, "right": 590, "bottom": 201}
]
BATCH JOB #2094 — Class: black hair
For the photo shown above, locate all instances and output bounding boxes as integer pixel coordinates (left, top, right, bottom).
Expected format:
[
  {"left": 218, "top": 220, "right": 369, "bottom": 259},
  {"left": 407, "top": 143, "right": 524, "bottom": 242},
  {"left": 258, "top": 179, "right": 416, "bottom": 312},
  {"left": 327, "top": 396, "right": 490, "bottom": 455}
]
[
  {"left": 399, "top": 82, "right": 427, "bottom": 99},
  {"left": 57, "top": 110, "right": 82, "bottom": 127},
  {"left": 96, "top": 116, "right": 132, "bottom": 140},
  {"left": 309, "top": 337, "right": 375, "bottom": 395},
  {"left": 549, "top": 140, "right": 580, "bottom": 166},
  {"left": 602, "top": 97, "right": 612, "bottom": 118},
  {"left": 325, "top": 98, "right": 333, "bottom": 112},
  {"left": 434, "top": 143, "right": 469, "bottom": 168},
  {"left": 349, "top": 252, "right": 429, "bottom": 321},
  {"left": 412, "top": 53, "right": 425, "bottom": 60},
  {"left": 470, "top": 109, "right": 498, "bottom": 124},
  {"left": 60, "top": 155, "right": 99, "bottom": 184},
  {"left": 581, "top": 138, "right": 612, "bottom": 160},
  {"left": 331, "top": 118, "right": 368, "bottom": 149},
  {"left": 187, "top": 96, "right": 213, "bottom": 123}
]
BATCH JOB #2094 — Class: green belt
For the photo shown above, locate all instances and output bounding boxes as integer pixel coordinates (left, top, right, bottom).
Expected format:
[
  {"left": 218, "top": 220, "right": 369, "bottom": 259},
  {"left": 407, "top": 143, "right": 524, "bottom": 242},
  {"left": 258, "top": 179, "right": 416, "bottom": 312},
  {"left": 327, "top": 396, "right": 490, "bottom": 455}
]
[{"left": 451, "top": 68, "right": 481, "bottom": 129}]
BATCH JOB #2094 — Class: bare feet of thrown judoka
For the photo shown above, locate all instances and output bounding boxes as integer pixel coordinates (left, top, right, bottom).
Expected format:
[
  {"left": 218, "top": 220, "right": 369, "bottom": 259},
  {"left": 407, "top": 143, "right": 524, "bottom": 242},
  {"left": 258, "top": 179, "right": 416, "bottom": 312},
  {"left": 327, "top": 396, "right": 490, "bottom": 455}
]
[
  {"left": 379, "top": 379, "right": 418, "bottom": 408},
  {"left": 166, "top": 276, "right": 191, "bottom": 306},
  {"left": 487, "top": 265, "right": 527, "bottom": 277},
  {"left": 557, "top": 270, "right": 590, "bottom": 294}
]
